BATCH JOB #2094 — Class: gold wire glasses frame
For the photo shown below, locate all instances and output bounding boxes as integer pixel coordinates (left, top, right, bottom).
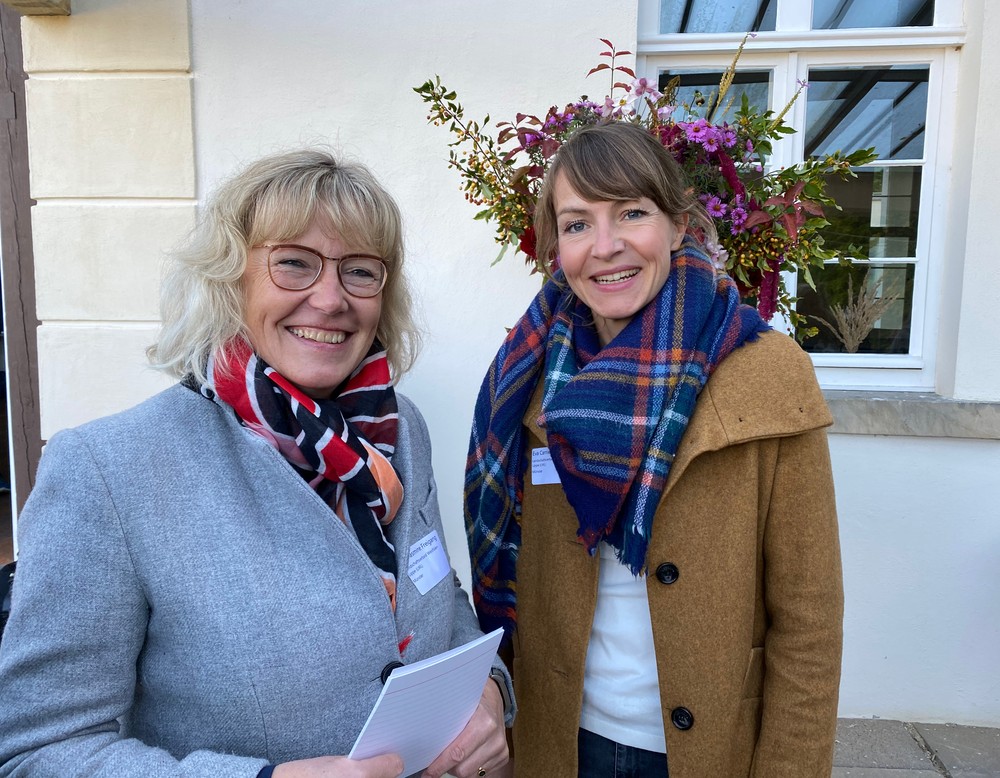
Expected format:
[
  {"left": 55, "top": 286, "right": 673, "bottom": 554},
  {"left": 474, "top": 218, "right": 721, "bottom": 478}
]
[{"left": 258, "top": 243, "right": 388, "bottom": 298}]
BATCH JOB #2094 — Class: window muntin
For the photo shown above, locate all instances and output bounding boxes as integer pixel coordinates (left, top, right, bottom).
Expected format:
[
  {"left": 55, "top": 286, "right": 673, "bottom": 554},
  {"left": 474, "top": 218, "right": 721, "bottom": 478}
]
[{"left": 799, "top": 66, "right": 927, "bottom": 357}]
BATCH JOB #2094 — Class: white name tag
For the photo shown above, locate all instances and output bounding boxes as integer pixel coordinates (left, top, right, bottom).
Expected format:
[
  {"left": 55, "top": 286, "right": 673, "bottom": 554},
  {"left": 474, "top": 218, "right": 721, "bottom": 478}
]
[
  {"left": 531, "top": 447, "right": 561, "bottom": 485},
  {"left": 407, "top": 530, "right": 451, "bottom": 595}
]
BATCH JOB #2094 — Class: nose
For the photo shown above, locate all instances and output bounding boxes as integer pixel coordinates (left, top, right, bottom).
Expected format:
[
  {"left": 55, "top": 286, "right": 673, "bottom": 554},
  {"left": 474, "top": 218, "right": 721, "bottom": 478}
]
[
  {"left": 591, "top": 218, "right": 623, "bottom": 260},
  {"left": 305, "top": 261, "right": 350, "bottom": 313}
]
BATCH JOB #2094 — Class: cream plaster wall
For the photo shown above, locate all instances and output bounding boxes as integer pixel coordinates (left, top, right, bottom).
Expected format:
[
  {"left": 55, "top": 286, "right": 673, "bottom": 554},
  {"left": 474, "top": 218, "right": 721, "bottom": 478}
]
[
  {"left": 947, "top": 0, "right": 1000, "bottom": 401},
  {"left": 21, "top": 0, "right": 193, "bottom": 438},
  {"left": 830, "top": 433, "right": 1000, "bottom": 726}
]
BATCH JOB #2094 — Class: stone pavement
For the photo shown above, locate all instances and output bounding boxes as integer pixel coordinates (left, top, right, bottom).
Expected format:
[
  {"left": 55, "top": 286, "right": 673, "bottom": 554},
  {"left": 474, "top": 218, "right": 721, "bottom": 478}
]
[{"left": 834, "top": 718, "right": 1000, "bottom": 777}]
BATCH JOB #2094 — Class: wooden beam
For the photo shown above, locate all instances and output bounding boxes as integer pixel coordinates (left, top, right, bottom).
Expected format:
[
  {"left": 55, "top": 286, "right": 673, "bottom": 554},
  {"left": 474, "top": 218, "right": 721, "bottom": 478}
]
[
  {"left": 0, "top": 1, "right": 70, "bottom": 15},
  {"left": 0, "top": 2, "right": 43, "bottom": 513}
]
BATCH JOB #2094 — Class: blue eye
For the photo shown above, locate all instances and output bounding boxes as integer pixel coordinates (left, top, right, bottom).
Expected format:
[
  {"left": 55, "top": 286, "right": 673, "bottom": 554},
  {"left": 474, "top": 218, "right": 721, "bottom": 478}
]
[
  {"left": 562, "top": 221, "right": 585, "bottom": 234},
  {"left": 624, "top": 209, "right": 648, "bottom": 220}
]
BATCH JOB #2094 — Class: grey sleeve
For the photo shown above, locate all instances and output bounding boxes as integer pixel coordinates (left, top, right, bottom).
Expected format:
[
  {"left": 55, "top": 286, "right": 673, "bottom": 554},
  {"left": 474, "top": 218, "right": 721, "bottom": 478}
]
[{"left": 0, "top": 430, "right": 268, "bottom": 778}]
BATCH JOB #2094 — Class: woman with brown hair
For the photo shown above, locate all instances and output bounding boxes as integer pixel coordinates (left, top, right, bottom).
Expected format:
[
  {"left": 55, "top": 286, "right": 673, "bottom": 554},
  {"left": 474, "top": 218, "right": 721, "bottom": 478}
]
[{"left": 466, "top": 122, "right": 843, "bottom": 777}]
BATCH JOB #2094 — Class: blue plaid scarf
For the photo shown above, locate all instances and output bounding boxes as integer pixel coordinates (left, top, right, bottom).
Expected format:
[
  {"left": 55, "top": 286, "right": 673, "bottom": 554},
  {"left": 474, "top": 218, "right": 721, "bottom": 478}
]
[{"left": 465, "top": 237, "right": 769, "bottom": 637}]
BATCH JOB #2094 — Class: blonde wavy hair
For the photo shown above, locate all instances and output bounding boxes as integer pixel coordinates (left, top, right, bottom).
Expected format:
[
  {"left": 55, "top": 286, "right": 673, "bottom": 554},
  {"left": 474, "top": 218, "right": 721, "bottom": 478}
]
[{"left": 148, "top": 148, "right": 420, "bottom": 385}]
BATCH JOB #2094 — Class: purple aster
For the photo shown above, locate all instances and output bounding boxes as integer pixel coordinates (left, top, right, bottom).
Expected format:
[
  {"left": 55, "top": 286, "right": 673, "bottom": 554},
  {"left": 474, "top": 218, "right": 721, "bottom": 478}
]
[
  {"left": 684, "top": 119, "right": 710, "bottom": 142},
  {"left": 705, "top": 196, "right": 727, "bottom": 218},
  {"left": 722, "top": 128, "right": 738, "bottom": 147},
  {"left": 730, "top": 206, "right": 748, "bottom": 230}
]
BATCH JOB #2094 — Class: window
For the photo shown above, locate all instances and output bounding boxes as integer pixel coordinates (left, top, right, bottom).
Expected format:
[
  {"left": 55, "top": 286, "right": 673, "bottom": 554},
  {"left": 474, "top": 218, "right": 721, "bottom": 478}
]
[{"left": 637, "top": 0, "right": 964, "bottom": 389}]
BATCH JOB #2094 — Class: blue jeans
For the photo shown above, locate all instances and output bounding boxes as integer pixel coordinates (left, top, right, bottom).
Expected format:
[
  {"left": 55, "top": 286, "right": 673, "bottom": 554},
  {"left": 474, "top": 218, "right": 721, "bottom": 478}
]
[{"left": 577, "top": 728, "right": 669, "bottom": 777}]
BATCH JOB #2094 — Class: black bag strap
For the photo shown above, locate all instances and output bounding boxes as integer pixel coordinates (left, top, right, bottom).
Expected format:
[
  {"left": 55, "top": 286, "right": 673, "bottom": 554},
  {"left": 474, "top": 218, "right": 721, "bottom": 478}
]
[{"left": 0, "top": 560, "right": 15, "bottom": 645}]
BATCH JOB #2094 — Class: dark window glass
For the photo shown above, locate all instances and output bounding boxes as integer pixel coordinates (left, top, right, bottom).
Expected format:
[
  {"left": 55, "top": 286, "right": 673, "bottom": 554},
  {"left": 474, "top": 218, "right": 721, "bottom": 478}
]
[
  {"left": 813, "top": 0, "right": 933, "bottom": 29},
  {"left": 821, "top": 166, "right": 921, "bottom": 258},
  {"left": 660, "top": 0, "right": 776, "bottom": 34},
  {"left": 805, "top": 66, "right": 929, "bottom": 160},
  {"left": 798, "top": 263, "right": 915, "bottom": 354},
  {"left": 657, "top": 70, "right": 770, "bottom": 123}
]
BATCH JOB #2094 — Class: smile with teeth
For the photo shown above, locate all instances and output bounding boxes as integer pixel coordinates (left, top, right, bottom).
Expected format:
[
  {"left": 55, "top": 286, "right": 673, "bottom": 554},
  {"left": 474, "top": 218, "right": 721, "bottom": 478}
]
[
  {"left": 594, "top": 268, "right": 640, "bottom": 284},
  {"left": 288, "top": 327, "right": 346, "bottom": 344}
]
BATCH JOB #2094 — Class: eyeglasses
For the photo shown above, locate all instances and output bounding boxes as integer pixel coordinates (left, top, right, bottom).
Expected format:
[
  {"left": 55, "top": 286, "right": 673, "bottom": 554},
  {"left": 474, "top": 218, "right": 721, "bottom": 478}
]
[{"left": 259, "top": 244, "right": 388, "bottom": 298}]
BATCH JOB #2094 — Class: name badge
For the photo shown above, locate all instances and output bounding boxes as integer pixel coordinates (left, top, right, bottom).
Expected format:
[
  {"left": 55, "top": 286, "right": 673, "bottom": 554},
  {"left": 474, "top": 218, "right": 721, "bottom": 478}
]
[
  {"left": 407, "top": 530, "right": 450, "bottom": 595},
  {"left": 531, "top": 447, "right": 561, "bottom": 485}
]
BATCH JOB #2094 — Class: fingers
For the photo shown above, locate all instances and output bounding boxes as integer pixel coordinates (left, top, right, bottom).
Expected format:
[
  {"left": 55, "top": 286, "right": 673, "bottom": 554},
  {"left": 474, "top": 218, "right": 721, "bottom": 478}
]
[
  {"left": 356, "top": 753, "right": 405, "bottom": 777},
  {"left": 422, "top": 682, "right": 508, "bottom": 778}
]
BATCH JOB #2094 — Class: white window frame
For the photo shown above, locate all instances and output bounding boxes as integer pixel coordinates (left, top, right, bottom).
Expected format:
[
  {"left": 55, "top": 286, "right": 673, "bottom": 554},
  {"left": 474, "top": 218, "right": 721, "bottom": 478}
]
[{"left": 636, "top": 0, "right": 965, "bottom": 390}]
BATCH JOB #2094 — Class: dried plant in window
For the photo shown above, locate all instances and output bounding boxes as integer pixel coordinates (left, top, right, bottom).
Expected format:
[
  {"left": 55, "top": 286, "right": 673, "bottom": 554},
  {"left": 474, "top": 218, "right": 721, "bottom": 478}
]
[{"left": 812, "top": 270, "right": 900, "bottom": 353}]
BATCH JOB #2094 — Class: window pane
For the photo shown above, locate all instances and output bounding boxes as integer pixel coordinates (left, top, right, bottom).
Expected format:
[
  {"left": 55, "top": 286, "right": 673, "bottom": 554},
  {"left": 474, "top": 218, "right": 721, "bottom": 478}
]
[
  {"left": 798, "top": 263, "right": 914, "bottom": 354},
  {"left": 813, "top": 0, "right": 933, "bottom": 29},
  {"left": 805, "top": 66, "right": 929, "bottom": 160},
  {"left": 658, "top": 70, "right": 770, "bottom": 123},
  {"left": 822, "top": 166, "right": 921, "bottom": 258},
  {"left": 660, "top": 0, "right": 776, "bottom": 34}
]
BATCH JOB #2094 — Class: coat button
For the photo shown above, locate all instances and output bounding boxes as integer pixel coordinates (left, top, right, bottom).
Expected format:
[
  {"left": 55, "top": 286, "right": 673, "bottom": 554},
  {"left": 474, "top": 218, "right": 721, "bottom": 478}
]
[
  {"left": 380, "top": 661, "right": 404, "bottom": 684},
  {"left": 671, "top": 706, "right": 694, "bottom": 730},
  {"left": 655, "top": 562, "right": 679, "bottom": 584}
]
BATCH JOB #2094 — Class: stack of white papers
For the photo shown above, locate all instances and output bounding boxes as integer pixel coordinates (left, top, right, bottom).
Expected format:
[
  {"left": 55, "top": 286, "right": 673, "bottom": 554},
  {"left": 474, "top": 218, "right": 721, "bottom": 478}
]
[{"left": 349, "top": 628, "right": 504, "bottom": 776}]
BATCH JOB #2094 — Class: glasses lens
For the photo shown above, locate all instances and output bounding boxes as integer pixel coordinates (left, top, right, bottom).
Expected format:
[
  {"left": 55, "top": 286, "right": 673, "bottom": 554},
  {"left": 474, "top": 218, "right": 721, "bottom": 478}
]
[
  {"left": 268, "top": 246, "right": 322, "bottom": 290},
  {"left": 339, "top": 256, "right": 386, "bottom": 297}
]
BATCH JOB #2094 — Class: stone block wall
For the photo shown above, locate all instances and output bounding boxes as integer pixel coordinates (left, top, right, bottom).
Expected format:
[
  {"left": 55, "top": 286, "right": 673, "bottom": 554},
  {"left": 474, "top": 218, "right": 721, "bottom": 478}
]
[{"left": 21, "top": 0, "right": 193, "bottom": 438}]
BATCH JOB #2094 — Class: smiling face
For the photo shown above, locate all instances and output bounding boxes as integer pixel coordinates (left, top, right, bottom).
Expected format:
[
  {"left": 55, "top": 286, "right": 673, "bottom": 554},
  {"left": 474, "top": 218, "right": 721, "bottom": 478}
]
[
  {"left": 242, "top": 217, "right": 383, "bottom": 398},
  {"left": 553, "top": 173, "right": 688, "bottom": 346}
]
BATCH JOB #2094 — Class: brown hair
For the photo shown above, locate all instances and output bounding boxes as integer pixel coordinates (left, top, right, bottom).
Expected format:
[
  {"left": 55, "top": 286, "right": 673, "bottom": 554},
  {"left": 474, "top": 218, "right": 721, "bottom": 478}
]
[{"left": 533, "top": 122, "right": 714, "bottom": 267}]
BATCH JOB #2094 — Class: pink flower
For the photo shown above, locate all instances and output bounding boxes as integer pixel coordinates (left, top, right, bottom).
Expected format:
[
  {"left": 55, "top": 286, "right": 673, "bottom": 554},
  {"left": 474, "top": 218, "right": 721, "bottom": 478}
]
[
  {"left": 702, "top": 131, "right": 721, "bottom": 152},
  {"left": 684, "top": 119, "right": 710, "bottom": 142},
  {"left": 705, "top": 196, "right": 727, "bottom": 218},
  {"left": 630, "top": 77, "right": 662, "bottom": 100}
]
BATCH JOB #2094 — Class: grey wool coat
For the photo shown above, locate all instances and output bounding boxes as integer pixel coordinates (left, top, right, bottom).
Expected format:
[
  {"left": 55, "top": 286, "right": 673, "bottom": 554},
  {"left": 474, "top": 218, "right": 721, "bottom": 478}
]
[{"left": 0, "top": 385, "right": 506, "bottom": 777}]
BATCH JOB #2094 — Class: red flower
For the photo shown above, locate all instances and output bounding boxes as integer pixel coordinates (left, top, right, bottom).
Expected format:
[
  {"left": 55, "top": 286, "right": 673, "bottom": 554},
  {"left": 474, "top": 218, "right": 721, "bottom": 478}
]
[
  {"left": 756, "top": 257, "right": 782, "bottom": 321},
  {"left": 519, "top": 226, "right": 537, "bottom": 260}
]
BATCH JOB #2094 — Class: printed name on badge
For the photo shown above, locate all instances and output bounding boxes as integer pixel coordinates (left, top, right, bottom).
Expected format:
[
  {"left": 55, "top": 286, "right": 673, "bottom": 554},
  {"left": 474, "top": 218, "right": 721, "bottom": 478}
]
[
  {"left": 407, "top": 530, "right": 451, "bottom": 595},
  {"left": 531, "top": 447, "right": 561, "bottom": 485}
]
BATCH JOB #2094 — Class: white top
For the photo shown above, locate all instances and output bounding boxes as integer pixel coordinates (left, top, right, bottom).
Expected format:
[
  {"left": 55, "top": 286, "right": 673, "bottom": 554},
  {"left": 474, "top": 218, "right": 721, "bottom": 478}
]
[{"left": 579, "top": 542, "right": 667, "bottom": 753}]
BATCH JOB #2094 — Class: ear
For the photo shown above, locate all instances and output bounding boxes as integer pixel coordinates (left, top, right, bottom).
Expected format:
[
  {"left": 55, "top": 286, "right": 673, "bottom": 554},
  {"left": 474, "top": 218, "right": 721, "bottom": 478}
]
[{"left": 671, "top": 213, "right": 690, "bottom": 250}]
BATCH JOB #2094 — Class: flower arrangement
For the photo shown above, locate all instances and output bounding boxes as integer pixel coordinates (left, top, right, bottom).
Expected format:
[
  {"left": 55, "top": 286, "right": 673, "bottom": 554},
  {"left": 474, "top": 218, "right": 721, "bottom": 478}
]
[{"left": 414, "top": 37, "right": 877, "bottom": 335}]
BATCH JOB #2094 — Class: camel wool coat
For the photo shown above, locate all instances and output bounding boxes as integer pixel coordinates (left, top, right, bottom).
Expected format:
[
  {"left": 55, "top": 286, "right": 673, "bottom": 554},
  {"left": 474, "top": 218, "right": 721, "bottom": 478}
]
[{"left": 510, "top": 330, "right": 844, "bottom": 778}]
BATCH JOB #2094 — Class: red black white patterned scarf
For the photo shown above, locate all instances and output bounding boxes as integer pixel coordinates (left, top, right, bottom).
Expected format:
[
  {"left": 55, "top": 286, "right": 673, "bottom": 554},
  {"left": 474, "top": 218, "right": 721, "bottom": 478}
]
[{"left": 200, "top": 338, "right": 403, "bottom": 610}]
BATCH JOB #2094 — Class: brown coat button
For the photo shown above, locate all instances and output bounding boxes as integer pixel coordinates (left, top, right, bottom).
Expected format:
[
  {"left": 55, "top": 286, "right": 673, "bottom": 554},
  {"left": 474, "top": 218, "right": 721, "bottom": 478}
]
[
  {"left": 671, "top": 706, "right": 694, "bottom": 730},
  {"left": 655, "top": 562, "right": 679, "bottom": 584}
]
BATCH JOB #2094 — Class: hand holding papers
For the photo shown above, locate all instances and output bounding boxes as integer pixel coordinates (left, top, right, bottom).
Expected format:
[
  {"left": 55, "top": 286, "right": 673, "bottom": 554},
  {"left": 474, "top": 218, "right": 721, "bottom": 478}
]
[{"left": 349, "top": 628, "right": 505, "bottom": 777}]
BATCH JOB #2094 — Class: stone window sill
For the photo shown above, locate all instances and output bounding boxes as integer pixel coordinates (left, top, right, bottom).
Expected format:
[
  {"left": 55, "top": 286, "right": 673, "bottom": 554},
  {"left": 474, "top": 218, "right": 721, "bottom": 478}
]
[{"left": 824, "top": 391, "right": 1000, "bottom": 440}]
